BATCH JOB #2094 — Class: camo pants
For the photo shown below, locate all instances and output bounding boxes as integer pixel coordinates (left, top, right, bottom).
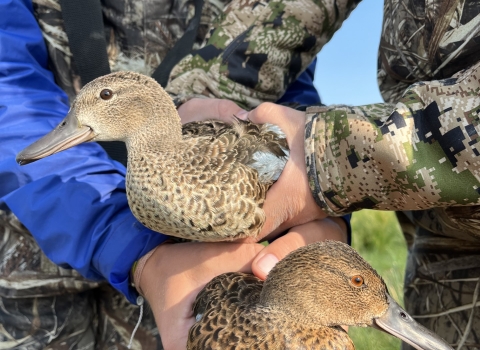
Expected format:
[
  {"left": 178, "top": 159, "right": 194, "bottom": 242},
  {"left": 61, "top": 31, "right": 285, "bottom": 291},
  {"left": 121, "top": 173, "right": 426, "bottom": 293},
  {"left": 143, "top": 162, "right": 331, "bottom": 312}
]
[
  {"left": 399, "top": 209, "right": 480, "bottom": 350},
  {"left": 0, "top": 210, "right": 162, "bottom": 350}
]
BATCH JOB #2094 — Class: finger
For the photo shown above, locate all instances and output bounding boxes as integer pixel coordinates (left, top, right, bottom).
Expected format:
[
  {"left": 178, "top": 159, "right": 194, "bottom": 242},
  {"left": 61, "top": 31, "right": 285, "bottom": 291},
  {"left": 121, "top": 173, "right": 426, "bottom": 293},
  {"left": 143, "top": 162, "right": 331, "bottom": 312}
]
[
  {"left": 177, "top": 98, "right": 247, "bottom": 123},
  {"left": 252, "top": 218, "right": 348, "bottom": 280},
  {"left": 247, "top": 102, "right": 305, "bottom": 130},
  {"left": 247, "top": 102, "right": 281, "bottom": 125}
]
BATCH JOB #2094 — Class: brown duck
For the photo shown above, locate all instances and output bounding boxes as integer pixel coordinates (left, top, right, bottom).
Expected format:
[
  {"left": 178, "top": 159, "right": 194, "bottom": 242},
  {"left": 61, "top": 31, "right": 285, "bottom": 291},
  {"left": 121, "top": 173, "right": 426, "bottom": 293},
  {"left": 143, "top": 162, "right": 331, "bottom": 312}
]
[
  {"left": 16, "top": 71, "right": 288, "bottom": 241},
  {"left": 188, "top": 241, "right": 453, "bottom": 350}
]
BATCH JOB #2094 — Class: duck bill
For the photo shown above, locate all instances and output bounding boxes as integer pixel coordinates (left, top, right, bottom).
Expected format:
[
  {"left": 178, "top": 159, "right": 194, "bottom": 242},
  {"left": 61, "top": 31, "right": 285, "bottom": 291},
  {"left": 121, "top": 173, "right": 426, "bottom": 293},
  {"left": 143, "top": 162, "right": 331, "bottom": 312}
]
[
  {"left": 16, "top": 109, "right": 95, "bottom": 165},
  {"left": 373, "top": 295, "right": 453, "bottom": 350}
]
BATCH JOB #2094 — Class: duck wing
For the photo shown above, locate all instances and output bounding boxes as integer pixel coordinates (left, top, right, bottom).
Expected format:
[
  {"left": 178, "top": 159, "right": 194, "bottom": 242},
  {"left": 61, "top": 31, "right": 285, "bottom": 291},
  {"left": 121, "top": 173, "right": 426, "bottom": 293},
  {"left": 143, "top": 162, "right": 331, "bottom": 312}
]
[
  {"left": 182, "top": 119, "right": 288, "bottom": 183},
  {"left": 191, "top": 272, "right": 263, "bottom": 324},
  {"left": 188, "top": 272, "right": 264, "bottom": 349},
  {"left": 188, "top": 272, "right": 355, "bottom": 349}
]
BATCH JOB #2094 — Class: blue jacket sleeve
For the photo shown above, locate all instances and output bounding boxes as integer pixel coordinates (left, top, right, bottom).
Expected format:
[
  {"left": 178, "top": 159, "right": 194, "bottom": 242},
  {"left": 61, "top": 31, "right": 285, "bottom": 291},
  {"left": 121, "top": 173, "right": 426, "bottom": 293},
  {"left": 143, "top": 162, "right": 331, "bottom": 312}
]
[
  {"left": 0, "top": 0, "right": 168, "bottom": 303},
  {"left": 277, "top": 58, "right": 322, "bottom": 106}
]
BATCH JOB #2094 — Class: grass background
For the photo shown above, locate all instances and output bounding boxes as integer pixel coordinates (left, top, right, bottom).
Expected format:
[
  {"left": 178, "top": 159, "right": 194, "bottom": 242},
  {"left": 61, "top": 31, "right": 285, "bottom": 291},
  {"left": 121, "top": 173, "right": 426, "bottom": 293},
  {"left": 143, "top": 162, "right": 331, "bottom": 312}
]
[{"left": 348, "top": 210, "right": 408, "bottom": 349}]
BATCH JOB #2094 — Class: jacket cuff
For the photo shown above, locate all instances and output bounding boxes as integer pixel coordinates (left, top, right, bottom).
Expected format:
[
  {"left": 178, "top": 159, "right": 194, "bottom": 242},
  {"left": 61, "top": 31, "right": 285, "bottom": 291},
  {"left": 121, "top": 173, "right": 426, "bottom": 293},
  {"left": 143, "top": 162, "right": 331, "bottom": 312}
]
[
  {"left": 95, "top": 218, "right": 168, "bottom": 304},
  {"left": 304, "top": 106, "right": 338, "bottom": 214}
]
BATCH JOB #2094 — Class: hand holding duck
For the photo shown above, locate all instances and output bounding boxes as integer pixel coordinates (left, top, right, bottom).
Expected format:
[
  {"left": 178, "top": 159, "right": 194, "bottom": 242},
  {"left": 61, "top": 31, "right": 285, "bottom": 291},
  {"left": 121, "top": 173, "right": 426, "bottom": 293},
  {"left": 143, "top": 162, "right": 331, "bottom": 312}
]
[
  {"left": 187, "top": 240, "right": 453, "bottom": 350},
  {"left": 177, "top": 99, "right": 329, "bottom": 243},
  {"left": 139, "top": 219, "right": 351, "bottom": 350},
  {"left": 17, "top": 72, "right": 308, "bottom": 241}
]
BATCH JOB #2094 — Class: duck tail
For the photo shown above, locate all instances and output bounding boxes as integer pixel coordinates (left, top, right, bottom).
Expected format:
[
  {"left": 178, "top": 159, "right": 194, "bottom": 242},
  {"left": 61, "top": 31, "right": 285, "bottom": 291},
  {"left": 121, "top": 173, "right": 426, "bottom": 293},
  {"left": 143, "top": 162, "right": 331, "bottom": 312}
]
[{"left": 234, "top": 119, "right": 289, "bottom": 183}]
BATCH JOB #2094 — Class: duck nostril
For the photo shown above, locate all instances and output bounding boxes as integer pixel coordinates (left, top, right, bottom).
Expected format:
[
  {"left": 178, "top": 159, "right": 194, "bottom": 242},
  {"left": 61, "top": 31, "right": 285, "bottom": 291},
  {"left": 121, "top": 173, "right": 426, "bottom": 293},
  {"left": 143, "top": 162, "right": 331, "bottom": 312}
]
[{"left": 400, "top": 311, "right": 408, "bottom": 320}]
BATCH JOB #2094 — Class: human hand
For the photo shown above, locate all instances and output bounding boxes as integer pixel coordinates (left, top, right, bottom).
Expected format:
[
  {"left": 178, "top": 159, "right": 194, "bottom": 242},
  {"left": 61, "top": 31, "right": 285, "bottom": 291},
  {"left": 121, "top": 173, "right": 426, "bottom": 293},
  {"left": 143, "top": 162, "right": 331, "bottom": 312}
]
[
  {"left": 179, "top": 100, "right": 329, "bottom": 242},
  {"left": 138, "top": 241, "right": 263, "bottom": 350},
  {"left": 177, "top": 98, "right": 247, "bottom": 124},
  {"left": 252, "top": 217, "right": 348, "bottom": 280},
  {"left": 245, "top": 103, "right": 327, "bottom": 241}
]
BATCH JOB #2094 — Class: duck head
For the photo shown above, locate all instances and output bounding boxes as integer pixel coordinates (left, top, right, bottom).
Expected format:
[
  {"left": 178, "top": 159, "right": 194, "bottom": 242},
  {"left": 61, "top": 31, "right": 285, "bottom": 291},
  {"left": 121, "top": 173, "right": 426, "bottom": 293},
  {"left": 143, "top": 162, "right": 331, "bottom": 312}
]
[
  {"left": 17, "top": 71, "right": 181, "bottom": 165},
  {"left": 260, "top": 241, "right": 453, "bottom": 350}
]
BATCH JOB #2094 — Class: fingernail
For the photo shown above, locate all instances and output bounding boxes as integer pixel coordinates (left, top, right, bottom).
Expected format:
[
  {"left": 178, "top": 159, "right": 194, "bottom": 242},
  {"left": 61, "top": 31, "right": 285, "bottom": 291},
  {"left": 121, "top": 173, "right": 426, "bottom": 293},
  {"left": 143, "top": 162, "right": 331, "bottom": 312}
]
[
  {"left": 236, "top": 110, "right": 248, "bottom": 120},
  {"left": 257, "top": 254, "right": 279, "bottom": 276}
]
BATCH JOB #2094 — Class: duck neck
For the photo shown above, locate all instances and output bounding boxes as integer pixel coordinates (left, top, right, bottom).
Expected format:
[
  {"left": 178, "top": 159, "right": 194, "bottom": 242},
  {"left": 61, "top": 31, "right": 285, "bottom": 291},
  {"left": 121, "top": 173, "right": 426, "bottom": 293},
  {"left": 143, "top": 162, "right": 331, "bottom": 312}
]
[
  {"left": 259, "top": 289, "right": 330, "bottom": 329},
  {"left": 125, "top": 95, "right": 183, "bottom": 154},
  {"left": 258, "top": 257, "right": 342, "bottom": 329}
]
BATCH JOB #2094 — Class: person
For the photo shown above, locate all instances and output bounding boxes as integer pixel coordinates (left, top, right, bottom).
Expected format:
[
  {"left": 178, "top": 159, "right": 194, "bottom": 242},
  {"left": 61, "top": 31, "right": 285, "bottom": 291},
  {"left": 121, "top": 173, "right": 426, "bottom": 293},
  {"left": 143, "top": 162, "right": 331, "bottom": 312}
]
[
  {"left": 143, "top": 0, "right": 480, "bottom": 348},
  {"left": 169, "top": 0, "right": 480, "bottom": 348},
  {"left": 0, "top": 0, "right": 349, "bottom": 349},
  {"left": 3, "top": 0, "right": 478, "bottom": 348}
]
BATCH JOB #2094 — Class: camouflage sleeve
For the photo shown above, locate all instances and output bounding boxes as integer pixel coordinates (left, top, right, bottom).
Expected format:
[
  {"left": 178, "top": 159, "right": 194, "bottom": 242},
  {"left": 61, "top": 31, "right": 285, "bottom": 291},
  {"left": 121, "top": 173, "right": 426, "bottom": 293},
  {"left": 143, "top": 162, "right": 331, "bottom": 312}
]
[
  {"left": 305, "top": 61, "right": 480, "bottom": 215},
  {"left": 165, "top": 0, "right": 360, "bottom": 109}
]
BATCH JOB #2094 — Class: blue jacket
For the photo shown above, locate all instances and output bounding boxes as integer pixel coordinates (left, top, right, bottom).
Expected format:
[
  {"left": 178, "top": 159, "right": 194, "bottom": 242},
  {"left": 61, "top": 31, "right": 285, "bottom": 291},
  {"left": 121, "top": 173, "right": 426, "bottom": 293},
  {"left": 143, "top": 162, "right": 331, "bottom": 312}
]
[{"left": 0, "top": 0, "right": 344, "bottom": 304}]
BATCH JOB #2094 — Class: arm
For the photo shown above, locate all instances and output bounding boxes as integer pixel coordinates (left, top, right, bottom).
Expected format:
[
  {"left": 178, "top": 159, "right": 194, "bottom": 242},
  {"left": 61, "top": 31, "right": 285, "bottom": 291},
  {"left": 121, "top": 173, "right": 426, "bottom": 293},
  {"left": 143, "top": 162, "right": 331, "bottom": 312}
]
[
  {"left": 0, "top": 0, "right": 167, "bottom": 303},
  {"left": 245, "top": 61, "right": 480, "bottom": 230},
  {"left": 305, "top": 63, "right": 480, "bottom": 214},
  {"left": 166, "top": 0, "right": 360, "bottom": 109},
  {"left": 176, "top": 60, "right": 352, "bottom": 241}
]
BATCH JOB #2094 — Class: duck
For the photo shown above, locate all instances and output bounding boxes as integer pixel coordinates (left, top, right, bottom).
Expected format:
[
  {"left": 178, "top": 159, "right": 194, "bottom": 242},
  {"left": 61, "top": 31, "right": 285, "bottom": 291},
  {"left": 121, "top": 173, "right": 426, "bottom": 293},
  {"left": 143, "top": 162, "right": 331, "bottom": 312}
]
[
  {"left": 187, "top": 241, "right": 453, "bottom": 350},
  {"left": 16, "top": 71, "right": 288, "bottom": 241}
]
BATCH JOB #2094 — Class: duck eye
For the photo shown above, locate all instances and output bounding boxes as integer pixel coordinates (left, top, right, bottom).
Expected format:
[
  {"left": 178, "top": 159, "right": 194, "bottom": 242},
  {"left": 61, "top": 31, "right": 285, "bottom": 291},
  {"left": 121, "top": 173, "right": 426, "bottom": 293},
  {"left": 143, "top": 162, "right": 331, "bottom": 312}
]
[
  {"left": 100, "top": 89, "right": 113, "bottom": 100},
  {"left": 351, "top": 275, "right": 364, "bottom": 287}
]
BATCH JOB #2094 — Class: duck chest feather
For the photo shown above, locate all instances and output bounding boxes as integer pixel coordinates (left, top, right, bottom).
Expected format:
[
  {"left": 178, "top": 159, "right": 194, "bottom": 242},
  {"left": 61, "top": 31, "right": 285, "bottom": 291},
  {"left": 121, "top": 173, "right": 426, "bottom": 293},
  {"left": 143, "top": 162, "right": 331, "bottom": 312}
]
[{"left": 125, "top": 133, "right": 278, "bottom": 241}]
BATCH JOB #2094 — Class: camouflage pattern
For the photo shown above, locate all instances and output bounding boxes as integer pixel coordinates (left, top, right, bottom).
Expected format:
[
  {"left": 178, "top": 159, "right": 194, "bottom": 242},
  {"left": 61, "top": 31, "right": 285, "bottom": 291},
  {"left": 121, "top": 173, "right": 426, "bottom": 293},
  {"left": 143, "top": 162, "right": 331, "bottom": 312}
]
[
  {"left": 379, "top": 0, "right": 480, "bottom": 103},
  {"left": 305, "top": 60, "right": 480, "bottom": 350},
  {"left": 33, "top": 0, "right": 356, "bottom": 108},
  {"left": 32, "top": 0, "right": 229, "bottom": 102},
  {"left": 401, "top": 217, "right": 480, "bottom": 349},
  {"left": 166, "top": 0, "right": 361, "bottom": 109},
  {"left": 305, "top": 60, "right": 480, "bottom": 224},
  {"left": 0, "top": 210, "right": 162, "bottom": 349},
  {"left": 304, "top": 2, "right": 480, "bottom": 348}
]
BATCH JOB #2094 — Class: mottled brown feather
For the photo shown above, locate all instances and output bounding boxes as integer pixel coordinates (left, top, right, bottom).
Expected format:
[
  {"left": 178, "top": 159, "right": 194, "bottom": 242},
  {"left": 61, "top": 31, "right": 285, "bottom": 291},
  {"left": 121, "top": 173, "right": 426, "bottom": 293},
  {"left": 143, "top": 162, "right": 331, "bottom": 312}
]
[
  {"left": 127, "top": 119, "right": 287, "bottom": 241},
  {"left": 187, "top": 241, "right": 395, "bottom": 349},
  {"left": 64, "top": 71, "right": 288, "bottom": 241}
]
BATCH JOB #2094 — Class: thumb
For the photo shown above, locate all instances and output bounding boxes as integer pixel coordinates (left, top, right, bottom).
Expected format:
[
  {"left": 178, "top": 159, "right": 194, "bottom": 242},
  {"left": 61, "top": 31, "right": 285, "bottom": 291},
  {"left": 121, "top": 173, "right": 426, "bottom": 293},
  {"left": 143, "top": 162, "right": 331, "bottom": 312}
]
[
  {"left": 252, "top": 218, "right": 348, "bottom": 280},
  {"left": 247, "top": 102, "right": 293, "bottom": 127},
  {"left": 247, "top": 102, "right": 306, "bottom": 130},
  {"left": 178, "top": 98, "right": 248, "bottom": 123}
]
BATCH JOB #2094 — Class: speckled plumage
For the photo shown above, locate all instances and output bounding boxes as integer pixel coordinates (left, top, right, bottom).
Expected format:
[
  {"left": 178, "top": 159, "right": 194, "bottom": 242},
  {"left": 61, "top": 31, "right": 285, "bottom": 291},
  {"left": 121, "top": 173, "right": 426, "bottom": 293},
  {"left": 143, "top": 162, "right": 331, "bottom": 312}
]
[
  {"left": 19, "top": 71, "right": 288, "bottom": 241},
  {"left": 188, "top": 241, "right": 451, "bottom": 350},
  {"left": 127, "top": 116, "right": 288, "bottom": 241},
  {"left": 189, "top": 272, "right": 354, "bottom": 350},
  {"left": 104, "top": 72, "right": 288, "bottom": 241}
]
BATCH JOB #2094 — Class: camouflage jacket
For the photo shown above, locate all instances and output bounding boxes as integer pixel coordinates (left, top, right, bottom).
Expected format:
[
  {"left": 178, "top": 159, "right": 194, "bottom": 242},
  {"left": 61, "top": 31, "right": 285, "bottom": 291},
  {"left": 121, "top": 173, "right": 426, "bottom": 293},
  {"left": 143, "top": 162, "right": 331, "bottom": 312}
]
[
  {"left": 32, "top": 0, "right": 229, "bottom": 102},
  {"left": 33, "top": 0, "right": 323, "bottom": 106},
  {"left": 34, "top": 0, "right": 480, "bottom": 239},
  {"left": 166, "top": 0, "right": 480, "bottom": 240},
  {"left": 303, "top": 0, "right": 480, "bottom": 241}
]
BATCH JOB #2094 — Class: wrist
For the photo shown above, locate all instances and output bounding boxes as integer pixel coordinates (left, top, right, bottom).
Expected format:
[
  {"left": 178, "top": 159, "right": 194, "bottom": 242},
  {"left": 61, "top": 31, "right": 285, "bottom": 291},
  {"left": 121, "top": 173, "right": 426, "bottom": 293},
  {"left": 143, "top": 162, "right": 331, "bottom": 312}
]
[
  {"left": 132, "top": 246, "right": 160, "bottom": 296},
  {"left": 132, "top": 240, "right": 173, "bottom": 297}
]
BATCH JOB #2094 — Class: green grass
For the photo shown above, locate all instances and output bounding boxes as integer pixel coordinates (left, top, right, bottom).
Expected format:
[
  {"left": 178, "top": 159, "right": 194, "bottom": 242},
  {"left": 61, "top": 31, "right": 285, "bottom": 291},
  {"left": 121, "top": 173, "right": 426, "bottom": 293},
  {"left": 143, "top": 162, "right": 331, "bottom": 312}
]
[{"left": 348, "top": 210, "right": 407, "bottom": 350}]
